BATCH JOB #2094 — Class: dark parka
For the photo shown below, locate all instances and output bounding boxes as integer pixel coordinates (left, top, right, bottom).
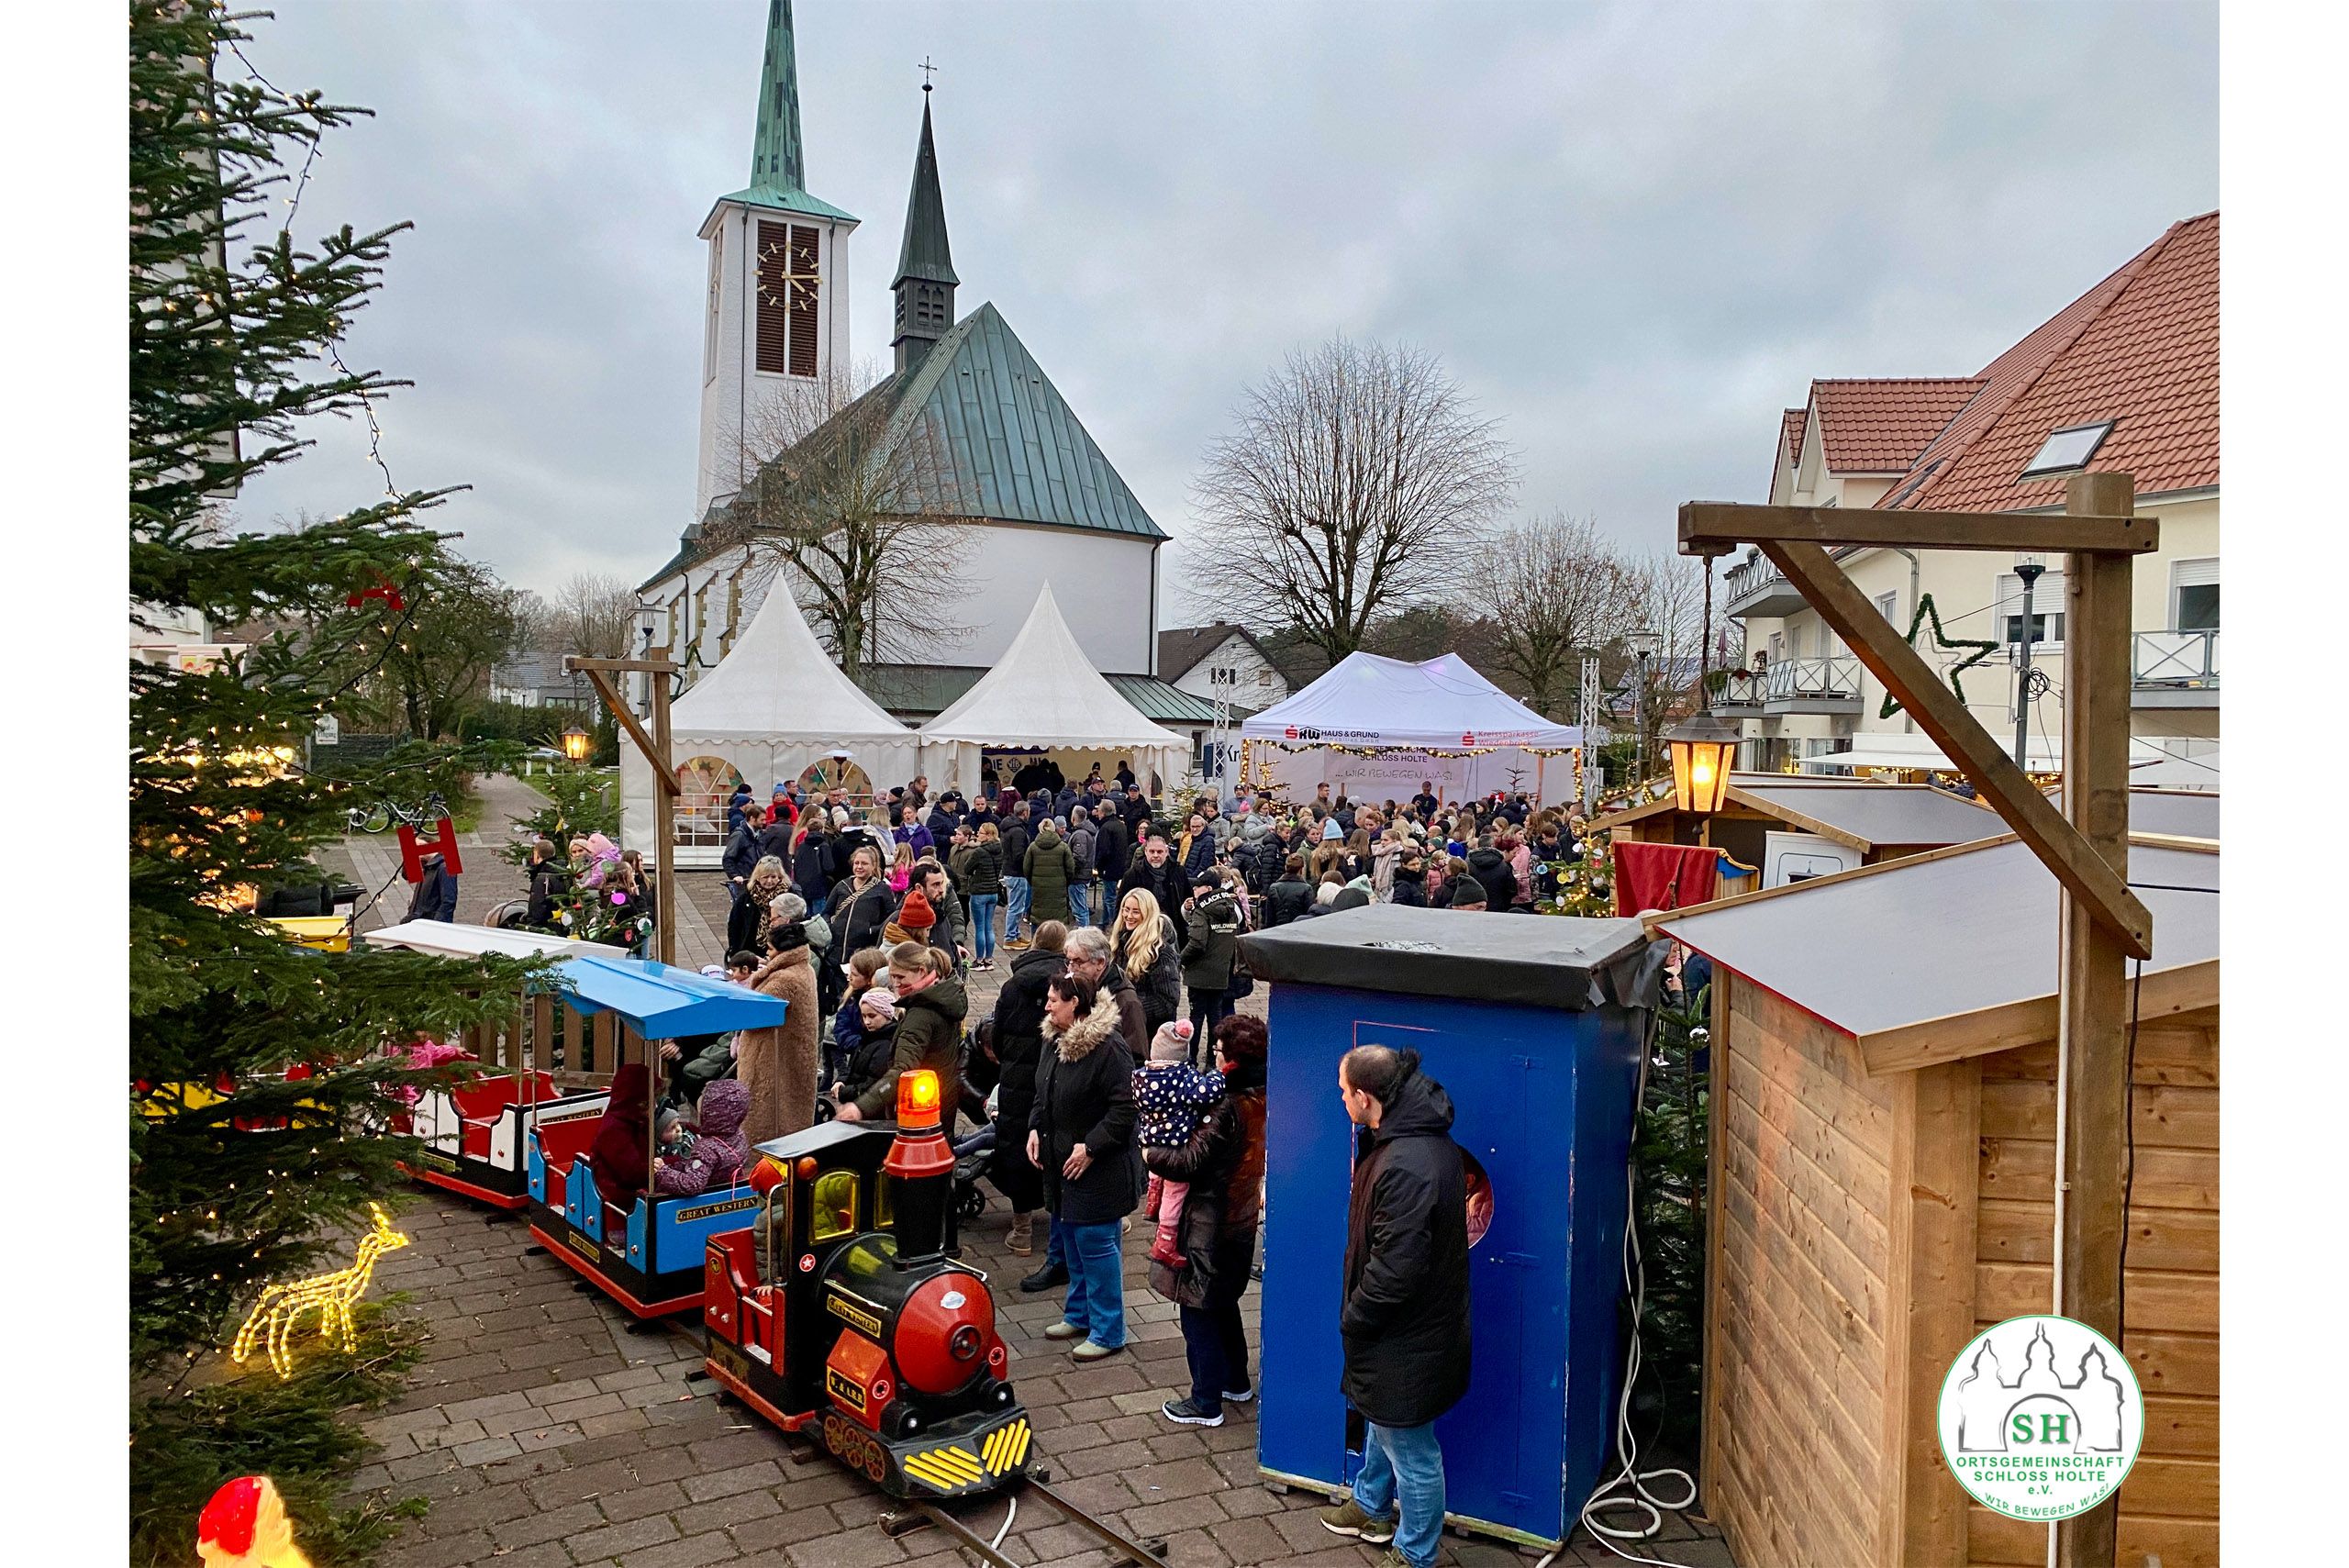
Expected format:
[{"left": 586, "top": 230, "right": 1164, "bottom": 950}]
[
  {"left": 1466, "top": 846, "right": 1520, "bottom": 911},
  {"left": 1264, "top": 873, "right": 1314, "bottom": 929},
  {"left": 1030, "top": 998, "right": 1140, "bottom": 1226},
  {"left": 985, "top": 944, "right": 1063, "bottom": 1210},
  {"left": 526, "top": 858, "right": 567, "bottom": 929},
  {"left": 851, "top": 975, "right": 968, "bottom": 1120},
  {"left": 1341, "top": 1059, "right": 1473, "bottom": 1429},
  {"left": 1144, "top": 1058, "right": 1267, "bottom": 1310},
  {"left": 791, "top": 830, "right": 838, "bottom": 902},
  {"left": 1113, "top": 921, "right": 1183, "bottom": 1035},
  {"left": 1023, "top": 826, "right": 1080, "bottom": 924},
  {"left": 721, "top": 823, "right": 763, "bottom": 885},
  {"left": 828, "top": 876, "right": 894, "bottom": 962},
  {"left": 1179, "top": 889, "right": 1241, "bottom": 992},
  {"left": 957, "top": 839, "right": 1006, "bottom": 900}
]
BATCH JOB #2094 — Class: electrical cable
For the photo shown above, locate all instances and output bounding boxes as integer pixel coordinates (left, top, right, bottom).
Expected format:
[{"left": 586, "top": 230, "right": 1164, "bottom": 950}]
[
  {"left": 1576, "top": 1004, "right": 1699, "bottom": 1565},
  {"left": 2118, "top": 961, "right": 2143, "bottom": 1350},
  {"left": 988, "top": 1493, "right": 1018, "bottom": 1551}
]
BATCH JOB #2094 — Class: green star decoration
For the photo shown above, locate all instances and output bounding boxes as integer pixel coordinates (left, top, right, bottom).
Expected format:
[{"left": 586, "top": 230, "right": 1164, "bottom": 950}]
[{"left": 1880, "top": 593, "right": 2001, "bottom": 719}]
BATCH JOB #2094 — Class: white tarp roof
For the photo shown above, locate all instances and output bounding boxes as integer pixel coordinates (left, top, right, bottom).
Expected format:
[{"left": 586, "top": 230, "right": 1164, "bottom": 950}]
[
  {"left": 1796, "top": 729, "right": 2168, "bottom": 774},
  {"left": 365, "top": 920, "right": 603, "bottom": 961},
  {"left": 1237, "top": 651, "right": 1582, "bottom": 751},
  {"left": 669, "top": 580, "right": 913, "bottom": 744},
  {"left": 919, "top": 585, "right": 1189, "bottom": 751}
]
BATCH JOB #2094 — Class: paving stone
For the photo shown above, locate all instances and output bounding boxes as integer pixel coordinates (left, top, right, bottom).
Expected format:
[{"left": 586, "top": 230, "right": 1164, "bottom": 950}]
[
  {"left": 597, "top": 1477, "right": 688, "bottom": 1522},
  {"left": 783, "top": 1528, "right": 906, "bottom": 1568},
  {"left": 489, "top": 1499, "right": 604, "bottom": 1550},
  {"left": 1120, "top": 1493, "right": 1230, "bottom": 1537},
  {"left": 566, "top": 1513, "right": 683, "bottom": 1562},
  {"left": 619, "top": 1530, "right": 745, "bottom": 1568},
  {"left": 728, "top": 1505, "right": 843, "bottom": 1553}
]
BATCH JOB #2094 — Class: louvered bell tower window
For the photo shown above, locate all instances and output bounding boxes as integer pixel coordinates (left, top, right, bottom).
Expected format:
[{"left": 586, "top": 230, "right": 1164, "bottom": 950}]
[{"left": 756, "top": 221, "right": 822, "bottom": 378}]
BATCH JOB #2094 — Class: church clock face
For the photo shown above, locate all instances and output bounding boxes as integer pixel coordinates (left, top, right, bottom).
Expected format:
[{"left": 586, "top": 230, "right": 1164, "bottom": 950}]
[{"left": 757, "top": 235, "right": 819, "bottom": 309}]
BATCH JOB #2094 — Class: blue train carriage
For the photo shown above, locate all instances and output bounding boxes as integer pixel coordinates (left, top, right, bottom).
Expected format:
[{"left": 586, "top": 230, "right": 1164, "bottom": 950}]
[
  {"left": 366, "top": 920, "right": 614, "bottom": 1208},
  {"left": 703, "top": 1071, "right": 1033, "bottom": 1499},
  {"left": 524, "top": 952, "right": 788, "bottom": 1317}
]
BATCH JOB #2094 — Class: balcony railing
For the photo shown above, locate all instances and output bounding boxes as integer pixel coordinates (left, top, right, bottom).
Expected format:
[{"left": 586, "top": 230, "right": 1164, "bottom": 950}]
[
  {"left": 1765, "top": 655, "right": 1862, "bottom": 704},
  {"left": 2133, "top": 628, "right": 2219, "bottom": 687},
  {"left": 1724, "top": 556, "right": 1809, "bottom": 617}
]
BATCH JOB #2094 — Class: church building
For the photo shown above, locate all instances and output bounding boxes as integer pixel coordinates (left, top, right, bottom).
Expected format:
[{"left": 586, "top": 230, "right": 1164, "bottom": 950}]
[{"left": 637, "top": 0, "right": 1210, "bottom": 746}]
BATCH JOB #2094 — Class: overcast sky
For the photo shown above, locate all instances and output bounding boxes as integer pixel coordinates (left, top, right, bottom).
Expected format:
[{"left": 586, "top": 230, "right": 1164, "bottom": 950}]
[{"left": 231, "top": 0, "right": 2217, "bottom": 617}]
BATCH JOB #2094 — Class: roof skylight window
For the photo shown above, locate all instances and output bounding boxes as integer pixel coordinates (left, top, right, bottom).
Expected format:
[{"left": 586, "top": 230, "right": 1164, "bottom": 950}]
[{"left": 2020, "top": 421, "right": 2113, "bottom": 479}]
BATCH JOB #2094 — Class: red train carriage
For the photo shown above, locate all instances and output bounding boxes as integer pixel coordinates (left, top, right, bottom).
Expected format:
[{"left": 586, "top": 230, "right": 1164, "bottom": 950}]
[{"left": 703, "top": 1070, "right": 1035, "bottom": 1498}]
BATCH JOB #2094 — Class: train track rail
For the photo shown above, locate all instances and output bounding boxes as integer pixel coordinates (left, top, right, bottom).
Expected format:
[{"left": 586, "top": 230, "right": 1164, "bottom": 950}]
[{"left": 879, "top": 1475, "right": 1169, "bottom": 1567}]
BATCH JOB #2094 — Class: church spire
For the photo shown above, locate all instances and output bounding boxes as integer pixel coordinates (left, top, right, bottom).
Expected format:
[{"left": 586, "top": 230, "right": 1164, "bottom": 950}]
[
  {"left": 891, "top": 84, "right": 959, "bottom": 372},
  {"left": 749, "top": 0, "right": 805, "bottom": 193}
]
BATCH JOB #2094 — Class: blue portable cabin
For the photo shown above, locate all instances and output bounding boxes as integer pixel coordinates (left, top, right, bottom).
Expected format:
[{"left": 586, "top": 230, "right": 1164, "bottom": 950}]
[
  {"left": 525, "top": 953, "right": 789, "bottom": 1317},
  {"left": 1240, "top": 905, "right": 1663, "bottom": 1551}
]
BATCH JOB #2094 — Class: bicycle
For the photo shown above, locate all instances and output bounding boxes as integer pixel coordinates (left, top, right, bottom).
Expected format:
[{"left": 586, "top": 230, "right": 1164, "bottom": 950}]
[{"left": 344, "top": 791, "right": 449, "bottom": 835}]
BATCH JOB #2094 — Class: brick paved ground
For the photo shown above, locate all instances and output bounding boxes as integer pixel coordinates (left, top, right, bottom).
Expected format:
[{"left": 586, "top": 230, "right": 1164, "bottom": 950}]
[
  {"left": 329, "top": 785, "right": 1731, "bottom": 1566},
  {"left": 350, "top": 1185, "right": 1729, "bottom": 1568}
]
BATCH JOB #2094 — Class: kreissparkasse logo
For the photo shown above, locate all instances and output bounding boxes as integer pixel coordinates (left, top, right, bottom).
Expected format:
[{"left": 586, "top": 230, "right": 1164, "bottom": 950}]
[{"left": 1937, "top": 1315, "right": 2144, "bottom": 1521}]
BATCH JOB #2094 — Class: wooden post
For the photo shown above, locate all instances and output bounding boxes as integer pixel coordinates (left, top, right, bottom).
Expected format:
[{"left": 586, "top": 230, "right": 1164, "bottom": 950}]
[
  {"left": 2052, "top": 472, "right": 2135, "bottom": 1568},
  {"left": 650, "top": 648, "right": 677, "bottom": 967}
]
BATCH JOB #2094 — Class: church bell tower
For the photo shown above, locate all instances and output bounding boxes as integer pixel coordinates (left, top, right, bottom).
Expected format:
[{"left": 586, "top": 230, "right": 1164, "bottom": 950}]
[
  {"left": 890, "top": 84, "right": 958, "bottom": 373},
  {"left": 694, "top": 0, "right": 860, "bottom": 521}
]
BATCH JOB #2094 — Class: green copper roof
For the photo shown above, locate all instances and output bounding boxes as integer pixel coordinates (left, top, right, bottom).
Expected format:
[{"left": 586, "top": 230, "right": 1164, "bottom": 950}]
[
  {"left": 883, "top": 303, "right": 1168, "bottom": 539},
  {"left": 751, "top": 0, "right": 803, "bottom": 192},
  {"left": 719, "top": 1, "right": 857, "bottom": 225},
  {"left": 894, "top": 95, "right": 958, "bottom": 288}
]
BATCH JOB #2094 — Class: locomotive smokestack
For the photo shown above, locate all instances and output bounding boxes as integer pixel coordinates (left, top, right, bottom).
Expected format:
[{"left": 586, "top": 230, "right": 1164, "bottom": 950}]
[{"left": 883, "top": 1069, "right": 954, "bottom": 1262}]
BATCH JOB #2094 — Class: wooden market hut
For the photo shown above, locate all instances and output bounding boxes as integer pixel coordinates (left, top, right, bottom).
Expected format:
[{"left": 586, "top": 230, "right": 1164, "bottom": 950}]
[
  {"left": 1594, "top": 773, "right": 2004, "bottom": 883},
  {"left": 1653, "top": 830, "right": 2220, "bottom": 1568}
]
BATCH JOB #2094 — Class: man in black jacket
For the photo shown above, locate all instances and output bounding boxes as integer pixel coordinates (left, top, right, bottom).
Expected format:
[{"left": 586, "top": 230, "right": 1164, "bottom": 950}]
[
  {"left": 721, "top": 806, "right": 764, "bottom": 895},
  {"left": 525, "top": 838, "right": 565, "bottom": 929},
  {"left": 1318, "top": 1046, "right": 1470, "bottom": 1568}
]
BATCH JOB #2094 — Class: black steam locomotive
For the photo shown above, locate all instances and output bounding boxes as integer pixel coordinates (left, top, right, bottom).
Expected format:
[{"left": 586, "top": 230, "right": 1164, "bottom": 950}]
[{"left": 701, "top": 1069, "right": 1034, "bottom": 1497}]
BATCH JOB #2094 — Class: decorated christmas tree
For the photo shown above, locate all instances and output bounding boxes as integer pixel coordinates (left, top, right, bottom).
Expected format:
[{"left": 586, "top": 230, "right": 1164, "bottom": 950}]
[{"left": 130, "top": 3, "right": 532, "bottom": 1555}]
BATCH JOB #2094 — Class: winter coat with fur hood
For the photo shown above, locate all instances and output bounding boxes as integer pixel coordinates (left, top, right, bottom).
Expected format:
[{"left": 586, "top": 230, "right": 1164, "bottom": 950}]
[{"left": 1031, "top": 996, "right": 1140, "bottom": 1226}]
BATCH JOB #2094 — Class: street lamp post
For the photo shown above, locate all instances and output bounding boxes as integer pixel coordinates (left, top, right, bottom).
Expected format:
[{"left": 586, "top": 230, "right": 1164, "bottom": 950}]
[
  {"left": 2012, "top": 557, "right": 2046, "bottom": 773},
  {"left": 1628, "top": 627, "right": 1661, "bottom": 784}
]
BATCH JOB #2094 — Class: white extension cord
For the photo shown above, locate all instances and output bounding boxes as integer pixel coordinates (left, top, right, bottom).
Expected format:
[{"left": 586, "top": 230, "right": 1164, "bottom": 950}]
[{"left": 1574, "top": 1011, "right": 1698, "bottom": 1566}]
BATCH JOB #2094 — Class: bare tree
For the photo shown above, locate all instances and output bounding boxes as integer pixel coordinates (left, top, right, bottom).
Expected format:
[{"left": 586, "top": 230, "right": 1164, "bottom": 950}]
[
  {"left": 1465, "top": 512, "right": 1637, "bottom": 717},
  {"left": 700, "top": 362, "right": 973, "bottom": 682},
  {"left": 1188, "top": 337, "right": 1517, "bottom": 666},
  {"left": 545, "top": 571, "right": 640, "bottom": 662},
  {"left": 1618, "top": 550, "right": 1733, "bottom": 760}
]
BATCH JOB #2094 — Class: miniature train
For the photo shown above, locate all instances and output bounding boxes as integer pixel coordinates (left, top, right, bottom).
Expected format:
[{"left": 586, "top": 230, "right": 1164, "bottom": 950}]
[{"left": 701, "top": 1070, "right": 1035, "bottom": 1498}]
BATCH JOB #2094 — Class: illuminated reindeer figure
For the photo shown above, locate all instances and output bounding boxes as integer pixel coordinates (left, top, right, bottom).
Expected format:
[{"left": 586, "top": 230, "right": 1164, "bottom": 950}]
[{"left": 230, "top": 1204, "right": 410, "bottom": 1379}]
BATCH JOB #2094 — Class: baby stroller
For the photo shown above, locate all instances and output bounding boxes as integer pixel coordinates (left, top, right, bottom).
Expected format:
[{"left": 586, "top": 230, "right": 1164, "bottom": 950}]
[{"left": 949, "top": 1021, "right": 1003, "bottom": 1222}]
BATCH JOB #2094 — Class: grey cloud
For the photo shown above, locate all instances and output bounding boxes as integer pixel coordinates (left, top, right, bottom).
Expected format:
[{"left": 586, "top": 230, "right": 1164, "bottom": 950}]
[{"left": 233, "top": 0, "right": 2215, "bottom": 614}]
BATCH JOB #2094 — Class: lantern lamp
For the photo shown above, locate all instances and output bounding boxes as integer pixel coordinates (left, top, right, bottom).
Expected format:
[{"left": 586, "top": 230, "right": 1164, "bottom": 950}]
[
  {"left": 1664, "top": 713, "right": 1743, "bottom": 816},
  {"left": 560, "top": 726, "right": 591, "bottom": 762}
]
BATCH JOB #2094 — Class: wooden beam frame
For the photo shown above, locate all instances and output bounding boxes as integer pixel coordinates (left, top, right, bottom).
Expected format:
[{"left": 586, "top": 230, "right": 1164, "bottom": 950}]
[
  {"left": 1754, "top": 537, "right": 2153, "bottom": 958},
  {"left": 1680, "top": 501, "right": 2158, "bottom": 557},
  {"left": 565, "top": 651, "right": 682, "bottom": 967}
]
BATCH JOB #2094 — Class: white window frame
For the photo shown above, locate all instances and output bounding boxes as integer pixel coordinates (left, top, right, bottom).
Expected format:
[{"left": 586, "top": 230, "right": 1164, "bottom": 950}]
[
  {"left": 2020, "top": 421, "right": 2113, "bottom": 479},
  {"left": 2169, "top": 557, "right": 2219, "bottom": 631},
  {"left": 1995, "top": 571, "right": 2066, "bottom": 651},
  {"left": 1876, "top": 590, "right": 1899, "bottom": 625}
]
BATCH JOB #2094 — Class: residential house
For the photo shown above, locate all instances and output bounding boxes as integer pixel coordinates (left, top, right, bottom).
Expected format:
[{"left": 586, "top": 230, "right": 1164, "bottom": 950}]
[{"left": 1719, "top": 212, "right": 2219, "bottom": 782}]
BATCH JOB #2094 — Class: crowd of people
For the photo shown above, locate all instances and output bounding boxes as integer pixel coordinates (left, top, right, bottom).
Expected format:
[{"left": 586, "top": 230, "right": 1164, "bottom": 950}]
[{"left": 590, "top": 761, "right": 1668, "bottom": 1568}]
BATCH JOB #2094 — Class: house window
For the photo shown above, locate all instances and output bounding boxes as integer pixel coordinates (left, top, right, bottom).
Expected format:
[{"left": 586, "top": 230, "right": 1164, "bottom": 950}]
[
  {"left": 1996, "top": 572, "right": 2065, "bottom": 649},
  {"left": 2020, "top": 421, "right": 2113, "bottom": 479},
  {"left": 1876, "top": 591, "right": 1898, "bottom": 624},
  {"left": 2171, "top": 558, "right": 2219, "bottom": 631}
]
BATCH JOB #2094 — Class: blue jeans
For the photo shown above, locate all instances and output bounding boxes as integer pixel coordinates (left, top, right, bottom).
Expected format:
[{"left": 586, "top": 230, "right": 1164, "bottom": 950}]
[
  {"left": 1003, "top": 876, "right": 1031, "bottom": 939},
  {"left": 969, "top": 893, "right": 998, "bottom": 962},
  {"left": 1068, "top": 881, "right": 1091, "bottom": 929},
  {"left": 1353, "top": 1418, "right": 1446, "bottom": 1568},
  {"left": 1057, "top": 1218, "right": 1126, "bottom": 1350}
]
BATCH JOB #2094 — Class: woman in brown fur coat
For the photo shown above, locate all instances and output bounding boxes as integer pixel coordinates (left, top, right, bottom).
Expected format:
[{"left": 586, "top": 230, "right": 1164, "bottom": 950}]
[{"left": 737, "top": 895, "right": 821, "bottom": 1148}]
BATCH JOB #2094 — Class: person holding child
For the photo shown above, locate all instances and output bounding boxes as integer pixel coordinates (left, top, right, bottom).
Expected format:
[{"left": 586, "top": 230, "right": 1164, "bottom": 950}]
[
  {"left": 652, "top": 1079, "right": 751, "bottom": 1197},
  {"left": 1146, "top": 1013, "right": 1269, "bottom": 1428},
  {"left": 1134, "top": 1021, "right": 1224, "bottom": 1267}
]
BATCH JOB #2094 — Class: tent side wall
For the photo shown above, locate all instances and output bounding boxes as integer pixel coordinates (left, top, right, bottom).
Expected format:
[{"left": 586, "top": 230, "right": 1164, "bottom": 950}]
[{"left": 1702, "top": 974, "right": 2221, "bottom": 1568}]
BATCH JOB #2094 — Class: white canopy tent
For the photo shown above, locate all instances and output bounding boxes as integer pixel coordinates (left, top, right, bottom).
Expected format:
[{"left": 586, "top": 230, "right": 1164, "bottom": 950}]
[
  {"left": 1793, "top": 729, "right": 2174, "bottom": 776},
  {"left": 917, "top": 585, "right": 1191, "bottom": 795},
  {"left": 619, "top": 583, "right": 920, "bottom": 865},
  {"left": 1237, "top": 651, "right": 1584, "bottom": 806}
]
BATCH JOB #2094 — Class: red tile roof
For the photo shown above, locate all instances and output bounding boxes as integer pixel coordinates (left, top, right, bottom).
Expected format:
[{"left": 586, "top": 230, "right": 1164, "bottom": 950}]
[
  {"left": 1885, "top": 212, "right": 2219, "bottom": 511},
  {"left": 1774, "top": 406, "right": 1807, "bottom": 492},
  {"left": 1809, "top": 377, "right": 1987, "bottom": 472}
]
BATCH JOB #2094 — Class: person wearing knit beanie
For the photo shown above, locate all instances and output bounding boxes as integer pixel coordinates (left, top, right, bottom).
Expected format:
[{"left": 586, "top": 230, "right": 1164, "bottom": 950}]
[
  {"left": 883, "top": 885, "right": 937, "bottom": 947},
  {"left": 1150, "top": 1018, "right": 1195, "bottom": 1064}
]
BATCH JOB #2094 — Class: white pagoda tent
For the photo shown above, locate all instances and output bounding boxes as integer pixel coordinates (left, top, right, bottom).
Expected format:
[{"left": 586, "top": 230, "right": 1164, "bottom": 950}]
[
  {"left": 918, "top": 585, "right": 1191, "bottom": 795},
  {"left": 1237, "top": 651, "right": 1584, "bottom": 806},
  {"left": 619, "top": 583, "right": 919, "bottom": 865}
]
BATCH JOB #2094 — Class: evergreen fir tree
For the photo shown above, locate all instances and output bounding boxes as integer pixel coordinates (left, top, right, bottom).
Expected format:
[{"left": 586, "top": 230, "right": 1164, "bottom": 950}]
[{"left": 130, "top": 2, "right": 534, "bottom": 1548}]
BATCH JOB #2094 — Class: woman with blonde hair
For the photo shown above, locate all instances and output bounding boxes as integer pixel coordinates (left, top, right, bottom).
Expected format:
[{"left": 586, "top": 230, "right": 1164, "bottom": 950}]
[
  {"left": 728, "top": 854, "right": 789, "bottom": 956},
  {"left": 1112, "top": 887, "right": 1183, "bottom": 1035}
]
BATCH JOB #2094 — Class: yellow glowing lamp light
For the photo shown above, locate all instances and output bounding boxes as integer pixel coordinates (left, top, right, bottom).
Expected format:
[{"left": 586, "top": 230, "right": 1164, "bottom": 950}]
[
  {"left": 229, "top": 1205, "right": 409, "bottom": 1379},
  {"left": 896, "top": 1068, "right": 942, "bottom": 1132},
  {"left": 197, "top": 1475, "right": 312, "bottom": 1568},
  {"left": 560, "top": 726, "right": 592, "bottom": 762},
  {"left": 1664, "top": 714, "right": 1743, "bottom": 816}
]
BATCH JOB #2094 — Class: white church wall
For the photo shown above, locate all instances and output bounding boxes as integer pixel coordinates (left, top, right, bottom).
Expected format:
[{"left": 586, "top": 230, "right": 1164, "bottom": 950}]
[{"left": 934, "top": 525, "right": 1158, "bottom": 673}]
